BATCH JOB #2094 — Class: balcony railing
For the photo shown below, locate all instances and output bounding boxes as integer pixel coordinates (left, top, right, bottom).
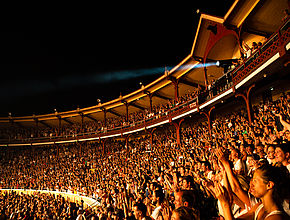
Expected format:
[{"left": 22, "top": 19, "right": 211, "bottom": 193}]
[{"left": 232, "top": 18, "right": 289, "bottom": 84}]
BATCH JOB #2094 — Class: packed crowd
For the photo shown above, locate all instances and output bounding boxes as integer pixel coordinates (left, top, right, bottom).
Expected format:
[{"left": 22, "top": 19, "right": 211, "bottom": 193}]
[
  {"left": 0, "top": 89, "right": 200, "bottom": 141},
  {"left": 0, "top": 191, "right": 85, "bottom": 220},
  {"left": 0, "top": 91, "right": 290, "bottom": 219}
]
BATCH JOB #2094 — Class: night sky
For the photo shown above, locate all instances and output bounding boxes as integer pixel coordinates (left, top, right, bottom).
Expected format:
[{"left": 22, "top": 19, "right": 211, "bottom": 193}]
[{"left": 0, "top": 2, "right": 234, "bottom": 117}]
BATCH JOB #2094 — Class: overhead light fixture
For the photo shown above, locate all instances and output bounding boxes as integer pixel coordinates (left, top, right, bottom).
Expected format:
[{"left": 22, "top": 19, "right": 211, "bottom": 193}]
[{"left": 216, "top": 59, "right": 239, "bottom": 73}]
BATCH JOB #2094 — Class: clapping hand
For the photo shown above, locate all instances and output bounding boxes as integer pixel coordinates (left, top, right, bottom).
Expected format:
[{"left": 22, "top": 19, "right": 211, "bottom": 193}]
[
  {"left": 214, "top": 183, "right": 230, "bottom": 205},
  {"left": 161, "top": 204, "right": 172, "bottom": 220},
  {"left": 215, "top": 148, "right": 228, "bottom": 165}
]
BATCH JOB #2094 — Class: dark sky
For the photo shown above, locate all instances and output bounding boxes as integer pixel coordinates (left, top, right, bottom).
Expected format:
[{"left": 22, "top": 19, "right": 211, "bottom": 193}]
[{"left": 0, "top": 2, "right": 234, "bottom": 117}]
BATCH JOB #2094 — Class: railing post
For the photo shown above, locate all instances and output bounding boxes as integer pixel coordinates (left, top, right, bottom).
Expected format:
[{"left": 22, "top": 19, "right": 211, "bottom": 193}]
[
  {"left": 123, "top": 134, "right": 131, "bottom": 152},
  {"left": 57, "top": 116, "right": 61, "bottom": 136},
  {"left": 171, "top": 118, "right": 184, "bottom": 148},
  {"left": 203, "top": 66, "right": 208, "bottom": 88},
  {"left": 102, "top": 109, "right": 107, "bottom": 128},
  {"left": 200, "top": 106, "right": 215, "bottom": 134},
  {"left": 145, "top": 128, "right": 156, "bottom": 151},
  {"left": 235, "top": 84, "right": 255, "bottom": 124},
  {"left": 56, "top": 143, "right": 59, "bottom": 158},
  {"left": 277, "top": 28, "right": 287, "bottom": 57},
  {"left": 101, "top": 139, "right": 106, "bottom": 155},
  {"left": 81, "top": 114, "right": 84, "bottom": 132}
]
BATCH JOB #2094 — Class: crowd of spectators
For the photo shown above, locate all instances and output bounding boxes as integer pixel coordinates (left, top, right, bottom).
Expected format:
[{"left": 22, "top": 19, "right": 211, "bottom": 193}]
[
  {"left": 0, "top": 89, "right": 199, "bottom": 141},
  {"left": 0, "top": 91, "right": 290, "bottom": 219},
  {"left": 0, "top": 11, "right": 288, "bottom": 220},
  {"left": 0, "top": 191, "right": 85, "bottom": 220}
]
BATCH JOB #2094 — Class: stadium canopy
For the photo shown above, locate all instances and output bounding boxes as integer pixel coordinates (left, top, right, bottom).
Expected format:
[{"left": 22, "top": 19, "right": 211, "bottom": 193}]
[{"left": 0, "top": 0, "right": 288, "bottom": 128}]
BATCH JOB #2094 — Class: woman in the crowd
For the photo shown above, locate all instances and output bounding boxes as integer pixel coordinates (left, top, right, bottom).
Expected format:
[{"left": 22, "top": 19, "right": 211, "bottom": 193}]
[
  {"left": 275, "top": 142, "right": 290, "bottom": 172},
  {"left": 215, "top": 164, "right": 290, "bottom": 220}
]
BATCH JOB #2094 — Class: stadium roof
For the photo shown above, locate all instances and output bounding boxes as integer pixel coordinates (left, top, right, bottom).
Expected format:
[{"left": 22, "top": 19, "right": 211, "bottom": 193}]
[{"left": 0, "top": 0, "right": 288, "bottom": 128}]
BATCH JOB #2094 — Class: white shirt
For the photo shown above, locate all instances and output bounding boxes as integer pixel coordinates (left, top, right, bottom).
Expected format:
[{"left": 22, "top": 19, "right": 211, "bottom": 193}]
[
  {"left": 76, "top": 214, "right": 86, "bottom": 220},
  {"left": 286, "top": 164, "right": 290, "bottom": 173},
  {"left": 151, "top": 205, "right": 162, "bottom": 220},
  {"left": 233, "top": 159, "right": 243, "bottom": 172}
]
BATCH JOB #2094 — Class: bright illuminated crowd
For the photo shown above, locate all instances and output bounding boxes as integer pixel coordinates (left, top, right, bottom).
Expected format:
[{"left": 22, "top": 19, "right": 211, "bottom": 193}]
[{"left": 0, "top": 91, "right": 290, "bottom": 220}]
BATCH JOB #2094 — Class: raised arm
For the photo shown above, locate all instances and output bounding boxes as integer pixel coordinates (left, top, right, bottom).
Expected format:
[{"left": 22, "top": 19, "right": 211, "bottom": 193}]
[
  {"left": 216, "top": 148, "right": 250, "bottom": 207},
  {"left": 214, "top": 183, "right": 257, "bottom": 220},
  {"left": 276, "top": 113, "right": 290, "bottom": 131},
  {"left": 214, "top": 183, "right": 234, "bottom": 220}
]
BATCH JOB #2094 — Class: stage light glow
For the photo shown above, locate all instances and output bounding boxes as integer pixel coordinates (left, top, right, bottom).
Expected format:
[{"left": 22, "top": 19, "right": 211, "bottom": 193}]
[
  {"left": 178, "top": 62, "right": 217, "bottom": 70},
  {"left": 92, "top": 63, "right": 216, "bottom": 83},
  {"left": 1, "top": 62, "right": 217, "bottom": 98}
]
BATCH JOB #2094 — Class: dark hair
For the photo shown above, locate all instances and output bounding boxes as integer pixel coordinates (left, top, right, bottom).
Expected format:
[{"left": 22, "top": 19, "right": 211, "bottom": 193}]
[
  {"left": 154, "top": 189, "right": 165, "bottom": 203},
  {"left": 173, "top": 170, "right": 181, "bottom": 179},
  {"left": 237, "top": 174, "right": 250, "bottom": 192},
  {"left": 180, "top": 190, "right": 196, "bottom": 208},
  {"left": 276, "top": 142, "right": 290, "bottom": 153},
  {"left": 204, "top": 161, "right": 212, "bottom": 169},
  {"left": 246, "top": 144, "right": 254, "bottom": 150},
  {"left": 257, "top": 164, "right": 290, "bottom": 207},
  {"left": 151, "top": 182, "right": 160, "bottom": 189},
  {"left": 182, "top": 176, "right": 194, "bottom": 187},
  {"left": 133, "top": 202, "right": 147, "bottom": 217},
  {"left": 248, "top": 153, "right": 259, "bottom": 161},
  {"left": 173, "top": 206, "right": 198, "bottom": 220},
  {"left": 113, "top": 208, "right": 125, "bottom": 220}
]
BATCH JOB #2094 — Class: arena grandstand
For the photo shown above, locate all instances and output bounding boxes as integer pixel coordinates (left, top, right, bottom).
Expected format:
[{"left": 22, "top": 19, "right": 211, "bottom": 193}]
[{"left": 1, "top": 0, "right": 290, "bottom": 219}]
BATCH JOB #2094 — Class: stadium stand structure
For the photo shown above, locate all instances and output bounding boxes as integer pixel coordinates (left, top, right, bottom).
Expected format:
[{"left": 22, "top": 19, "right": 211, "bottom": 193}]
[{"left": 0, "top": 0, "right": 289, "bottom": 147}]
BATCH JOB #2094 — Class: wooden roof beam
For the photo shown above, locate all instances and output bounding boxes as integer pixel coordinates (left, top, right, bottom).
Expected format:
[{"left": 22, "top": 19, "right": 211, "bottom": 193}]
[
  {"left": 243, "top": 27, "right": 271, "bottom": 38},
  {"left": 62, "top": 117, "right": 74, "bottom": 125},
  {"left": 84, "top": 114, "right": 98, "bottom": 122},
  {"left": 178, "top": 78, "right": 204, "bottom": 89},
  {"left": 128, "top": 102, "right": 145, "bottom": 110},
  {"left": 13, "top": 121, "right": 24, "bottom": 128},
  {"left": 153, "top": 92, "right": 172, "bottom": 101},
  {"left": 107, "top": 109, "right": 122, "bottom": 117},
  {"left": 39, "top": 120, "right": 52, "bottom": 128}
]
